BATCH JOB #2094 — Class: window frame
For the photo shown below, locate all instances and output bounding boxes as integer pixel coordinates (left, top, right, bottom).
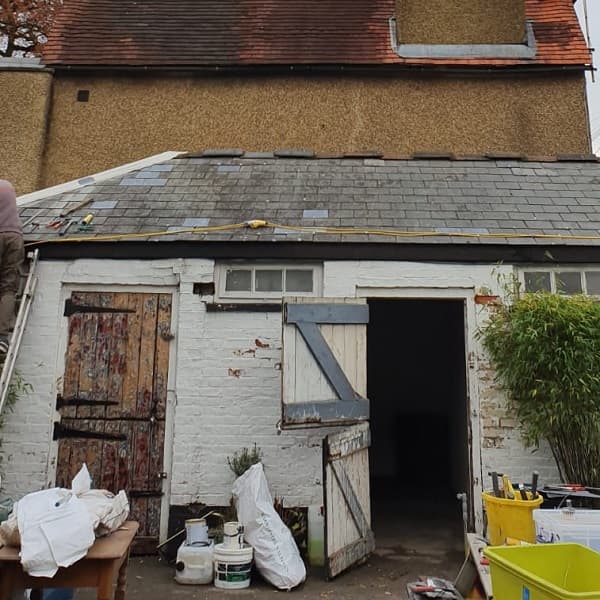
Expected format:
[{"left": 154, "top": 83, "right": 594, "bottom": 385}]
[
  {"left": 216, "top": 262, "right": 323, "bottom": 302},
  {"left": 518, "top": 266, "right": 600, "bottom": 296}
]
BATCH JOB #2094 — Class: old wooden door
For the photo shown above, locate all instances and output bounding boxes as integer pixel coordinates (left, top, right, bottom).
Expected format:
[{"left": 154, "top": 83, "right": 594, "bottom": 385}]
[
  {"left": 323, "top": 423, "right": 374, "bottom": 579},
  {"left": 282, "top": 297, "right": 374, "bottom": 577},
  {"left": 55, "top": 291, "right": 172, "bottom": 553}
]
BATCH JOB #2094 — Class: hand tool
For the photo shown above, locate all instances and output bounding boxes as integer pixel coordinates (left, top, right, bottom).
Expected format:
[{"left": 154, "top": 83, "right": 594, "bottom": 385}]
[
  {"left": 518, "top": 483, "right": 528, "bottom": 501},
  {"left": 78, "top": 213, "right": 95, "bottom": 231},
  {"left": 491, "top": 472, "right": 501, "bottom": 498},
  {"left": 502, "top": 474, "right": 515, "bottom": 499},
  {"left": 21, "top": 209, "right": 43, "bottom": 228},
  {"left": 531, "top": 471, "right": 539, "bottom": 499},
  {"left": 58, "top": 219, "right": 74, "bottom": 236},
  {"left": 59, "top": 197, "right": 93, "bottom": 218}
]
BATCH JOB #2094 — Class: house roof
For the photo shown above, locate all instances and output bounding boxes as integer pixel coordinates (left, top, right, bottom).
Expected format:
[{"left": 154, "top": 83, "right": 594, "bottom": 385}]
[
  {"left": 42, "top": 0, "right": 591, "bottom": 69},
  {"left": 19, "top": 151, "right": 600, "bottom": 252}
]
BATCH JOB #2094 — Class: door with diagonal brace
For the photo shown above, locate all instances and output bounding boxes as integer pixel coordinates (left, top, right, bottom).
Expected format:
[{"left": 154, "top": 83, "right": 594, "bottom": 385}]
[{"left": 55, "top": 291, "right": 172, "bottom": 553}]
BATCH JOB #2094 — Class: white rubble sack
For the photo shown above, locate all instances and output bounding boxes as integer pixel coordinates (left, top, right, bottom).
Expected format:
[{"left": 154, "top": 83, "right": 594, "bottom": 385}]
[
  {"left": 17, "top": 487, "right": 95, "bottom": 577},
  {"left": 0, "top": 464, "right": 130, "bottom": 577},
  {"left": 232, "top": 463, "right": 306, "bottom": 590}
]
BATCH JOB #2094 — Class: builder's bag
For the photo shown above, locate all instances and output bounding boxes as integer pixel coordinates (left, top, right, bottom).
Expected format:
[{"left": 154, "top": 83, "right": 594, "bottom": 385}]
[{"left": 232, "top": 463, "right": 306, "bottom": 590}]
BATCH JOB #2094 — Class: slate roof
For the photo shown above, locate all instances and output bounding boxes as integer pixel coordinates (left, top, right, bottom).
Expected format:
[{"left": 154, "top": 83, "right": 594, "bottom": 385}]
[
  {"left": 42, "top": 0, "right": 591, "bottom": 69},
  {"left": 19, "top": 153, "right": 600, "bottom": 248}
]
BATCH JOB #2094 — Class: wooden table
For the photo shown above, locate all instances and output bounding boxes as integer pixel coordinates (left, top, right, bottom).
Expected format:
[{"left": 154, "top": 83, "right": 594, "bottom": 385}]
[{"left": 0, "top": 521, "right": 139, "bottom": 600}]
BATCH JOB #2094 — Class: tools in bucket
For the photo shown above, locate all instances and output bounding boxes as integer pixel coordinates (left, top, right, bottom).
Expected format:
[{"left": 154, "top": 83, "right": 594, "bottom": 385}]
[{"left": 484, "top": 471, "right": 543, "bottom": 546}]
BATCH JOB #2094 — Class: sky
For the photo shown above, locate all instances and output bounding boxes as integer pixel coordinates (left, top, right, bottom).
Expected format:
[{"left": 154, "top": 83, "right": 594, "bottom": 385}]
[{"left": 576, "top": 1, "right": 600, "bottom": 151}]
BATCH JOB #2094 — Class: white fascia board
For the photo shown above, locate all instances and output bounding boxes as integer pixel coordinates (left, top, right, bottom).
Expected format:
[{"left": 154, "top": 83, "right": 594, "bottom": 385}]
[{"left": 17, "top": 151, "right": 184, "bottom": 207}]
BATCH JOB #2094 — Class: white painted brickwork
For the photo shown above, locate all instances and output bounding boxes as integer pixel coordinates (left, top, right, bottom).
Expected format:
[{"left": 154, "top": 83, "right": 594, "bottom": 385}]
[{"left": 1, "top": 258, "right": 559, "bottom": 526}]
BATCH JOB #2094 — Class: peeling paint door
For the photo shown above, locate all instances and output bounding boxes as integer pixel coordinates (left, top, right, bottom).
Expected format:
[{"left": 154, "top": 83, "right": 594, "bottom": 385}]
[
  {"left": 281, "top": 297, "right": 369, "bottom": 427},
  {"left": 323, "top": 423, "right": 375, "bottom": 579},
  {"left": 282, "top": 297, "right": 373, "bottom": 577},
  {"left": 55, "top": 291, "right": 172, "bottom": 553}
]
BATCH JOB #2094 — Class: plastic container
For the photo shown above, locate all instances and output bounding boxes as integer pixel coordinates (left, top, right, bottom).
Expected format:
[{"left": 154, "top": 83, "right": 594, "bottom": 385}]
[
  {"left": 484, "top": 543, "right": 600, "bottom": 600},
  {"left": 184, "top": 518, "right": 209, "bottom": 546},
  {"left": 534, "top": 509, "right": 600, "bottom": 552},
  {"left": 213, "top": 543, "right": 253, "bottom": 589},
  {"left": 175, "top": 540, "right": 214, "bottom": 585},
  {"left": 483, "top": 490, "right": 543, "bottom": 545}
]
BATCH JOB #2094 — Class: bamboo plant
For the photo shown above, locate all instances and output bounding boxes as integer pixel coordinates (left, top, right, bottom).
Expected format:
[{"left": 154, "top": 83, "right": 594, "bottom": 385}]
[{"left": 479, "top": 290, "right": 600, "bottom": 487}]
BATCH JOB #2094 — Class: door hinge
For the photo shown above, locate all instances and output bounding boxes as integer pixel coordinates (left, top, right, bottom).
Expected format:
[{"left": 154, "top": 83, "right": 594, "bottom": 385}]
[
  {"left": 56, "top": 394, "right": 119, "bottom": 410},
  {"left": 64, "top": 298, "right": 136, "bottom": 317},
  {"left": 468, "top": 351, "right": 476, "bottom": 369},
  {"left": 128, "top": 490, "right": 164, "bottom": 498},
  {"left": 53, "top": 421, "right": 127, "bottom": 441}
]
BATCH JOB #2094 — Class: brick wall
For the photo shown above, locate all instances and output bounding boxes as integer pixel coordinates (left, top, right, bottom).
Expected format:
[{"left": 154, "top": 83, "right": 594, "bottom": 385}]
[{"left": 1, "top": 258, "right": 559, "bottom": 536}]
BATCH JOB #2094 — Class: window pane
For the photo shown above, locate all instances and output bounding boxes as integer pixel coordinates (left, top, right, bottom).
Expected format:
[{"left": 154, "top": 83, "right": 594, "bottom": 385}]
[
  {"left": 585, "top": 272, "right": 600, "bottom": 295},
  {"left": 225, "top": 269, "right": 251, "bottom": 291},
  {"left": 286, "top": 270, "right": 313, "bottom": 292},
  {"left": 556, "top": 272, "right": 582, "bottom": 295},
  {"left": 255, "top": 269, "right": 282, "bottom": 292},
  {"left": 524, "top": 272, "right": 551, "bottom": 293}
]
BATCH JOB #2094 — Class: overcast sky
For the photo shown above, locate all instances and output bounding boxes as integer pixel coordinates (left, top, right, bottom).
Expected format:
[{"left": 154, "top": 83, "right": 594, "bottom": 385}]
[{"left": 576, "top": 1, "right": 600, "bottom": 151}]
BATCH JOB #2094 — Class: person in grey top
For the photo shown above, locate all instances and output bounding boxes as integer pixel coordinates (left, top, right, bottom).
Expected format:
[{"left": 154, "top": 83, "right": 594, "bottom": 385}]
[{"left": 0, "top": 181, "right": 24, "bottom": 354}]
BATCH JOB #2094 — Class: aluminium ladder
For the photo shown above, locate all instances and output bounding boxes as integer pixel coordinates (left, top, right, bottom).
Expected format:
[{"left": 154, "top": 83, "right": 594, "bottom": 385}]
[{"left": 0, "top": 249, "right": 39, "bottom": 417}]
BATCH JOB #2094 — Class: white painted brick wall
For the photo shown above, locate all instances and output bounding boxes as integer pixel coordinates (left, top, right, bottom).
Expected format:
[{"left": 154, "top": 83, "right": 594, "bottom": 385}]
[{"left": 1, "top": 257, "right": 559, "bottom": 518}]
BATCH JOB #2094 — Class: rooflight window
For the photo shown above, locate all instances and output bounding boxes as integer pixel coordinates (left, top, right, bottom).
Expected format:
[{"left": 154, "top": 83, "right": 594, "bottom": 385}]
[{"left": 219, "top": 264, "right": 322, "bottom": 301}]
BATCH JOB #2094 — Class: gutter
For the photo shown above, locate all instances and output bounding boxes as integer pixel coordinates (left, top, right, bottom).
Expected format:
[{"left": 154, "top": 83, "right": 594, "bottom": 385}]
[{"left": 389, "top": 17, "right": 537, "bottom": 60}]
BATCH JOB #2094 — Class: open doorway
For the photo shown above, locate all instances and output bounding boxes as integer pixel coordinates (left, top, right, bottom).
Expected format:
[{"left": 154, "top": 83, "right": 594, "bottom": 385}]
[{"left": 367, "top": 298, "right": 470, "bottom": 566}]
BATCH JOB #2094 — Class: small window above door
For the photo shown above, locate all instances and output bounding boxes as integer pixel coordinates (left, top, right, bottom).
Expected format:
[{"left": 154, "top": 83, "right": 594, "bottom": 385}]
[{"left": 217, "top": 263, "right": 323, "bottom": 301}]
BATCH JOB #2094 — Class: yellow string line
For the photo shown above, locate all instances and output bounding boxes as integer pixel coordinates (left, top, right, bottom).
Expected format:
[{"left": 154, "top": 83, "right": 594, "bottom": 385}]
[{"left": 24, "top": 220, "right": 600, "bottom": 246}]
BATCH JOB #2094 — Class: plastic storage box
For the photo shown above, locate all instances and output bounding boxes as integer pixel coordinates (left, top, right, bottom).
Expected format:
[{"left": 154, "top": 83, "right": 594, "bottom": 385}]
[
  {"left": 484, "top": 543, "right": 600, "bottom": 600},
  {"left": 534, "top": 509, "right": 600, "bottom": 552}
]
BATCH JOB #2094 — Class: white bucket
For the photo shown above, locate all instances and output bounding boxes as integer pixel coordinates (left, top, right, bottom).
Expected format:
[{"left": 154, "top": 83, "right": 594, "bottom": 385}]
[
  {"left": 223, "top": 521, "right": 244, "bottom": 549},
  {"left": 185, "top": 518, "right": 209, "bottom": 546},
  {"left": 213, "top": 543, "right": 253, "bottom": 589}
]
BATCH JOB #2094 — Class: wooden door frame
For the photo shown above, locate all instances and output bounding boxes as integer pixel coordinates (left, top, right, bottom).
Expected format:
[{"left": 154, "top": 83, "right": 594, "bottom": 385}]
[
  {"left": 356, "top": 285, "right": 482, "bottom": 533},
  {"left": 49, "top": 283, "right": 179, "bottom": 544}
]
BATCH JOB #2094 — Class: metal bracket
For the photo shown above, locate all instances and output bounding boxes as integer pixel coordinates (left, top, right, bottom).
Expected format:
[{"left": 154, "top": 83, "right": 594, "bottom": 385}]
[
  {"left": 53, "top": 421, "right": 127, "bottom": 441},
  {"left": 56, "top": 394, "right": 119, "bottom": 410},
  {"left": 64, "top": 298, "right": 136, "bottom": 317}
]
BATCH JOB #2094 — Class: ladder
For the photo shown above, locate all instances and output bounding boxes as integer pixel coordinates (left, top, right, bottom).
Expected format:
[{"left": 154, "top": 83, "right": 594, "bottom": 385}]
[{"left": 0, "top": 249, "right": 39, "bottom": 416}]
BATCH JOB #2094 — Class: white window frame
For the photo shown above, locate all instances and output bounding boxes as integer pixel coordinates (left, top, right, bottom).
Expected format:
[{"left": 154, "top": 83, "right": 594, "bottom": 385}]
[
  {"left": 216, "top": 262, "right": 323, "bottom": 302},
  {"left": 518, "top": 266, "right": 600, "bottom": 296}
]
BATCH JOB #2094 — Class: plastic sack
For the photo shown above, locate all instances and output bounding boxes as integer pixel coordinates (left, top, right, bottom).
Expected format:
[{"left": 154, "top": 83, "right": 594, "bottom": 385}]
[
  {"left": 232, "top": 463, "right": 306, "bottom": 590},
  {"left": 16, "top": 487, "right": 95, "bottom": 577}
]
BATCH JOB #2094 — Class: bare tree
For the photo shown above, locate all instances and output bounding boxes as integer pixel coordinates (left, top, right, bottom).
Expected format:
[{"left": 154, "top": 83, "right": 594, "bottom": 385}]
[{"left": 0, "top": 0, "right": 60, "bottom": 58}]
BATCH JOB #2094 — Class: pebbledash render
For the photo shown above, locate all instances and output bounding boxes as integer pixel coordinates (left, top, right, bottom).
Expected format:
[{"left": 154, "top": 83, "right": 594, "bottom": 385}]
[{"left": 4, "top": 152, "right": 600, "bottom": 567}]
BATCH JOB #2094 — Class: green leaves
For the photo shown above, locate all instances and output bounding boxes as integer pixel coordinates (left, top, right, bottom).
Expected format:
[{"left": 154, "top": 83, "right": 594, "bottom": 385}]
[{"left": 479, "top": 292, "right": 600, "bottom": 486}]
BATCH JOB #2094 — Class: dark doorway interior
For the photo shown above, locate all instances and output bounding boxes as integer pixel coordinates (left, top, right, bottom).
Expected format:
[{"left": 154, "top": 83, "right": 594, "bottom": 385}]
[{"left": 367, "top": 299, "right": 469, "bottom": 568}]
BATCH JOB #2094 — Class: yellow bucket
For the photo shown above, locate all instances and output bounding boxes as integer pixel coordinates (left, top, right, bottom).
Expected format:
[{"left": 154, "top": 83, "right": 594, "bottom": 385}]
[{"left": 483, "top": 490, "right": 543, "bottom": 545}]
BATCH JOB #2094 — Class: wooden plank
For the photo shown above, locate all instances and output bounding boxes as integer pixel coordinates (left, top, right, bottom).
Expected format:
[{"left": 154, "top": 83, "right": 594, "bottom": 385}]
[
  {"left": 76, "top": 292, "right": 99, "bottom": 419},
  {"left": 327, "top": 422, "right": 371, "bottom": 460},
  {"left": 106, "top": 293, "right": 128, "bottom": 420},
  {"left": 152, "top": 294, "right": 171, "bottom": 420},
  {"left": 61, "top": 292, "right": 84, "bottom": 419},
  {"left": 132, "top": 420, "right": 151, "bottom": 536},
  {"left": 122, "top": 294, "right": 143, "bottom": 418},
  {"left": 147, "top": 420, "right": 165, "bottom": 538},
  {"left": 137, "top": 294, "right": 157, "bottom": 418},
  {"left": 90, "top": 292, "right": 114, "bottom": 420}
]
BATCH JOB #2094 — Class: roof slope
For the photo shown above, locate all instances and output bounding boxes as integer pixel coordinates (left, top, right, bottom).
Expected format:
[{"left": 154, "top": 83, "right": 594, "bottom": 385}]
[
  {"left": 42, "top": 0, "right": 590, "bottom": 68},
  {"left": 19, "top": 153, "right": 600, "bottom": 247}
]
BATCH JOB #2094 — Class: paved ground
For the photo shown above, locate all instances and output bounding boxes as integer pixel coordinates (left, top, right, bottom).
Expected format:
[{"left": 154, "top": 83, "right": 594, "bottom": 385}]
[{"left": 76, "top": 505, "right": 465, "bottom": 600}]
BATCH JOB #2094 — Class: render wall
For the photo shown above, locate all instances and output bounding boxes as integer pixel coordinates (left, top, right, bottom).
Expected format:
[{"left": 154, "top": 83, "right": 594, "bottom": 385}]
[
  {"left": 396, "top": 0, "right": 525, "bottom": 44},
  {"left": 39, "top": 73, "right": 590, "bottom": 189},
  {"left": 0, "top": 69, "right": 53, "bottom": 194},
  {"left": 1, "top": 258, "right": 559, "bottom": 537}
]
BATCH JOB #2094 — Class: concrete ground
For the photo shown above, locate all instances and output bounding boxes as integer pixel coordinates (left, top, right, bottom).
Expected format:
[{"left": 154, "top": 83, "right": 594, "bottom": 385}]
[{"left": 76, "top": 500, "right": 465, "bottom": 600}]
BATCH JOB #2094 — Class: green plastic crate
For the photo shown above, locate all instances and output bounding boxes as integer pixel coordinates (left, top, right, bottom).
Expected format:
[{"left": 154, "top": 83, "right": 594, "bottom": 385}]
[{"left": 484, "top": 543, "right": 600, "bottom": 599}]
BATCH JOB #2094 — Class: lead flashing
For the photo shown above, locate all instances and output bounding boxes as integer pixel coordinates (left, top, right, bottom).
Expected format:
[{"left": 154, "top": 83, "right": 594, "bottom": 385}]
[{"left": 390, "top": 18, "right": 537, "bottom": 60}]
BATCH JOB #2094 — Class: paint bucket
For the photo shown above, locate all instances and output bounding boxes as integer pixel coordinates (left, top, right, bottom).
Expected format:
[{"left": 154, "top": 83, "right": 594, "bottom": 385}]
[
  {"left": 185, "top": 518, "right": 209, "bottom": 546},
  {"left": 213, "top": 542, "right": 253, "bottom": 589},
  {"left": 223, "top": 521, "right": 244, "bottom": 549}
]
